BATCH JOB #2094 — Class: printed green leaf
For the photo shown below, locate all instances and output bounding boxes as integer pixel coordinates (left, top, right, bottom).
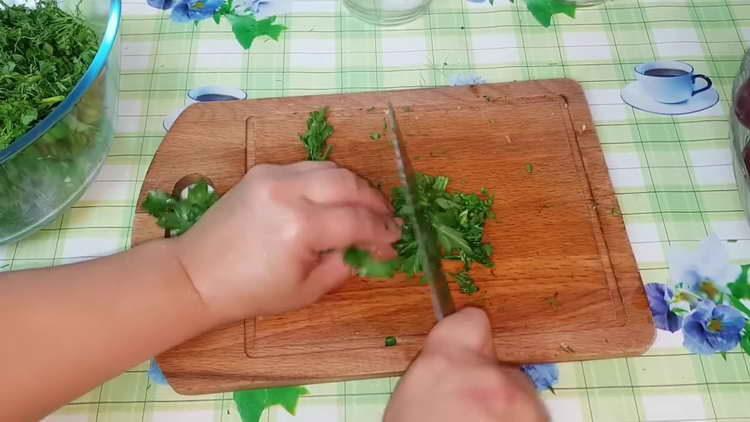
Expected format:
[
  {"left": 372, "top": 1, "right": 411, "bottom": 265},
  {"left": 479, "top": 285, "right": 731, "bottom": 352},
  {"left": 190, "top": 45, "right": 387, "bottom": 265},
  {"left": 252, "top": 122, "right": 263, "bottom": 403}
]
[
  {"left": 729, "top": 264, "right": 750, "bottom": 299},
  {"left": 226, "top": 15, "right": 286, "bottom": 50},
  {"left": 728, "top": 295, "right": 750, "bottom": 318},
  {"left": 233, "top": 387, "right": 309, "bottom": 422},
  {"left": 524, "top": 0, "right": 576, "bottom": 28},
  {"left": 741, "top": 327, "right": 750, "bottom": 357}
]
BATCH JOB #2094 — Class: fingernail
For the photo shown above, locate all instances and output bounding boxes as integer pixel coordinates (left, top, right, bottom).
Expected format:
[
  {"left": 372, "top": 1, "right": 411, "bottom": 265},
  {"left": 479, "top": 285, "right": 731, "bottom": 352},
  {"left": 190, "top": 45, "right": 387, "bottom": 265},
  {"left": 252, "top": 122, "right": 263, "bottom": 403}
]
[{"left": 394, "top": 218, "right": 404, "bottom": 227}]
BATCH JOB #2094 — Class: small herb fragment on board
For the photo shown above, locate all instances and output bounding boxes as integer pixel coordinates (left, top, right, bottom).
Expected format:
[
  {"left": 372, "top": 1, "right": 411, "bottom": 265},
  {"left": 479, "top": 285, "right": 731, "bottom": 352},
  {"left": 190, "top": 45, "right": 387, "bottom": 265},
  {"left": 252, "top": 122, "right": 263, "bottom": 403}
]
[
  {"left": 370, "top": 132, "right": 382, "bottom": 141},
  {"left": 299, "top": 107, "right": 334, "bottom": 161},
  {"left": 142, "top": 181, "right": 219, "bottom": 237},
  {"left": 385, "top": 336, "right": 398, "bottom": 347},
  {"left": 526, "top": 163, "right": 534, "bottom": 174}
]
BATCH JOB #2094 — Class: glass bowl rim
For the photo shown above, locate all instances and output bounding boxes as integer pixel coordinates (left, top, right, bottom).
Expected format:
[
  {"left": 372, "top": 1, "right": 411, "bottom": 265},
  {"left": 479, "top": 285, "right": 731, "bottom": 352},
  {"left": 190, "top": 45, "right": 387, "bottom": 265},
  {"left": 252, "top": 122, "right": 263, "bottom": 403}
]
[{"left": 0, "top": 0, "right": 123, "bottom": 164}]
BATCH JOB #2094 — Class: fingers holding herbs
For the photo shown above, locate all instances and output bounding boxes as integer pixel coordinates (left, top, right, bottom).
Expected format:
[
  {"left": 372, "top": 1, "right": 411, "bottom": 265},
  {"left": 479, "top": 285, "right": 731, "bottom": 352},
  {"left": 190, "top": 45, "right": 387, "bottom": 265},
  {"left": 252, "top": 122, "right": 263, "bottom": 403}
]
[{"left": 170, "top": 162, "right": 401, "bottom": 323}]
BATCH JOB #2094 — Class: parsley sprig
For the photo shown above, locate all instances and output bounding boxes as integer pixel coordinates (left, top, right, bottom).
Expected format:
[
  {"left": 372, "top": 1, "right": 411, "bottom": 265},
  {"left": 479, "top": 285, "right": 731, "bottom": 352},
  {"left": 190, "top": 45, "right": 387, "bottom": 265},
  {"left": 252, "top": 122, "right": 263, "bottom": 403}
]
[
  {"left": 299, "top": 107, "right": 334, "bottom": 161},
  {"left": 142, "top": 181, "right": 219, "bottom": 237}
]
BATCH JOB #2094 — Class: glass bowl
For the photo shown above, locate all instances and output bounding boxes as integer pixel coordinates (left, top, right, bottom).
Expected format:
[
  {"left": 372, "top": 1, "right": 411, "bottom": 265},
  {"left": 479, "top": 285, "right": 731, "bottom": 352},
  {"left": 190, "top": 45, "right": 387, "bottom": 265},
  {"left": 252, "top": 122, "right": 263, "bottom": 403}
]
[
  {"left": 0, "top": 0, "right": 121, "bottom": 244},
  {"left": 343, "top": 0, "right": 433, "bottom": 26}
]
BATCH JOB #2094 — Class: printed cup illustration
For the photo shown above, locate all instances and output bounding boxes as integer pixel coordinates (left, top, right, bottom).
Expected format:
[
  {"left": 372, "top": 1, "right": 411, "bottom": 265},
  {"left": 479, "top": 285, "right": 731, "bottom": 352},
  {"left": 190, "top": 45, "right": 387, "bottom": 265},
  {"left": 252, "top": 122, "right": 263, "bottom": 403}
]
[
  {"left": 186, "top": 86, "right": 248, "bottom": 105},
  {"left": 164, "top": 86, "right": 248, "bottom": 131},
  {"left": 635, "top": 61, "right": 712, "bottom": 104}
]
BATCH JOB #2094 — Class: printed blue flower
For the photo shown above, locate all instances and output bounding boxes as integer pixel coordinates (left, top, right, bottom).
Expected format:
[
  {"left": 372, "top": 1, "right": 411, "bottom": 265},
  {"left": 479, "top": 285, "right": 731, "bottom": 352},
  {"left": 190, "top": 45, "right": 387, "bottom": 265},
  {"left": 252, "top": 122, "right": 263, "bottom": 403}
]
[
  {"left": 147, "top": 0, "right": 175, "bottom": 9},
  {"left": 236, "top": 0, "right": 292, "bottom": 19},
  {"left": 147, "top": 359, "right": 169, "bottom": 385},
  {"left": 171, "top": 0, "right": 226, "bottom": 23},
  {"left": 668, "top": 234, "right": 741, "bottom": 301},
  {"left": 521, "top": 364, "right": 559, "bottom": 391},
  {"left": 645, "top": 283, "right": 682, "bottom": 333},
  {"left": 449, "top": 73, "right": 487, "bottom": 87},
  {"left": 682, "top": 300, "right": 746, "bottom": 354}
]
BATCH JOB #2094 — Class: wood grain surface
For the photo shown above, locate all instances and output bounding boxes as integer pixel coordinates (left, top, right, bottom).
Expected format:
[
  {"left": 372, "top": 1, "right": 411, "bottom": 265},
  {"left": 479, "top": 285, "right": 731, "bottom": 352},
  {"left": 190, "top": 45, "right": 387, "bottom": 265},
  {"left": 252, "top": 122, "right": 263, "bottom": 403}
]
[{"left": 132, "top": 80, "right": 654, "bottom": 395}]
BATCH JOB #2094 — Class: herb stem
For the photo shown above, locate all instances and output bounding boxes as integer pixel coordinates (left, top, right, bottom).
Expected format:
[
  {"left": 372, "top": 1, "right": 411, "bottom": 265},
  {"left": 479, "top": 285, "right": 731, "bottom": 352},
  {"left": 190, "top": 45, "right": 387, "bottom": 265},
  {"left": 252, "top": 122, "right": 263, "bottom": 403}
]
[{"left": 40, "top": 95, "right": 65, "bottom": 105}]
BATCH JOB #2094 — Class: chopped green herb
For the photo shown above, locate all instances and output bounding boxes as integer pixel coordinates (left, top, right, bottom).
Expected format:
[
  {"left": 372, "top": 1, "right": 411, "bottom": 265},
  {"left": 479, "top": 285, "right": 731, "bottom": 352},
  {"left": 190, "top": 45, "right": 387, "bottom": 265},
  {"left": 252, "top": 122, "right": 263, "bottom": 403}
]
[
  {"left": 299, "top": 107, "right": 334, "bottom": 161},
  {"left": 344, "top": 248, "right": 399, "bottom": 278},
  {"left": 0, "top": 0, "right": 99, "bottom": 150},
  {"left": 370, "top": 132, "right": 381, "bottom": 141},
  {"left": 545, "top": 292, "right": 561, "bottom": 309},
  {"left": 454, "top": 271, "right": 480, "bottom": 295},
  {"left": 526, "top": 163, "right": 534, "bottom": 174},
  {"left": 385, "top": 336, "right": 398, "bottom": 347},
  {"left": 142, "top": 181, "right": 219, "bottom": 237},
  {"left": 346, "top": 173, "right": 495, "bottom": 296}
]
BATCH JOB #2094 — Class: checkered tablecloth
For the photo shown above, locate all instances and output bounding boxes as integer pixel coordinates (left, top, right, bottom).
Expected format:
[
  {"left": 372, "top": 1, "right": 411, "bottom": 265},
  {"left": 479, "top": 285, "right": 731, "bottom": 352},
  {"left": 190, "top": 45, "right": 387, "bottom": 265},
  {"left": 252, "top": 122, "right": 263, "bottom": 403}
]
[{"left": 2, "top": 0, "right": 750, "bottom": 420}]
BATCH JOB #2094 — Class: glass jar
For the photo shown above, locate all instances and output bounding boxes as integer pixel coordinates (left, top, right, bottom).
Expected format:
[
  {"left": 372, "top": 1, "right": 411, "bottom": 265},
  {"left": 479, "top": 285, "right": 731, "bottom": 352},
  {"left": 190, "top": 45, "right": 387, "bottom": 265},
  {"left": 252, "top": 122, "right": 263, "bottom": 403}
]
[
  {"left": 0, "top": 0, "right": 121, "bottom": 244},
  {"left": 343, "top": 0, "right": 433, "bottom": 26},
  {"left": 730, "top": 49, "right": 750, "bottom": 221}
]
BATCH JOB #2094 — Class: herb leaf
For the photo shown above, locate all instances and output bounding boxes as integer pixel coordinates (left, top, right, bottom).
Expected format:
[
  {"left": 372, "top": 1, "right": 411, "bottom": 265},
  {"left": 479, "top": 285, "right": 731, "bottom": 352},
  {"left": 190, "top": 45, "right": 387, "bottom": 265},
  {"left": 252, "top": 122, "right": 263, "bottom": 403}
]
[
  {"left": 299, "top": 107, "right": 334, "bottom": 161},
  {"left": 344, "top": 248, "right": 400, "bottom": 278},
  {"left": 142, "top": 181, "right": 219, "bottom": 237}
]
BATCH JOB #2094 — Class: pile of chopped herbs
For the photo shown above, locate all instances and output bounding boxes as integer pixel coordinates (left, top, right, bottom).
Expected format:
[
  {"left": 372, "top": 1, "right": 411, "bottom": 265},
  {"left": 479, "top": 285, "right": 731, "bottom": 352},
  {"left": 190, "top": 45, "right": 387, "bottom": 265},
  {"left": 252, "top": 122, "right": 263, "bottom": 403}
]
[
  {"left": 0, "top": 0, "right": 99, "bottom": 150},
  {"left": 345, "top": 173, "right": 494, "bottom": 295},
  {"left": 143, "top": 107, "right": 495, "bottom": 296}
]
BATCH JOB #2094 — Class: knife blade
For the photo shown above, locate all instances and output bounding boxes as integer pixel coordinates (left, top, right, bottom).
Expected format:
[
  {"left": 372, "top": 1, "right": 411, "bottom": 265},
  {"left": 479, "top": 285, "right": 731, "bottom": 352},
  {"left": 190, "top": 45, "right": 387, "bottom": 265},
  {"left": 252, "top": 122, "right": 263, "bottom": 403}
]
[{"left": 385, "top": 103, "right": 456, "bottom": 321}]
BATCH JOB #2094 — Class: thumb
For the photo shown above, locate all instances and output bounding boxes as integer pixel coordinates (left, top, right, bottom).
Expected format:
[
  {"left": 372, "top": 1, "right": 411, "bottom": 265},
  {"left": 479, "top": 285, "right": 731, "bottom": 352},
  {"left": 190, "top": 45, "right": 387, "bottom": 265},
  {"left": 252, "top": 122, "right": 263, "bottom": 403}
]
[{"left": 423, "top": 307, "right": 497, "bottom": 361}]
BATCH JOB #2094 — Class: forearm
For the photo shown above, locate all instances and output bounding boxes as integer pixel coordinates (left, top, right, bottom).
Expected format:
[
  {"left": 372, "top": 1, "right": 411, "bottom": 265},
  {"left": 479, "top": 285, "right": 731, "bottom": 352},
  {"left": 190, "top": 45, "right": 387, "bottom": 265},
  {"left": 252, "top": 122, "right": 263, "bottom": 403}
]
[{"left": 0, "top": 239, "right": 215, "bottom": 420}]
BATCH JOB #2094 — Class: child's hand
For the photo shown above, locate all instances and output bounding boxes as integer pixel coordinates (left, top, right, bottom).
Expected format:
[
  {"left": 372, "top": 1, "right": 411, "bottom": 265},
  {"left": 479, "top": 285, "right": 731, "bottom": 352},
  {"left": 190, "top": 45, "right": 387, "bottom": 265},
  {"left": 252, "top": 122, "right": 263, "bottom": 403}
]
[
  {"left": 385, "top": 308, "right": 549, "bottom": 422},
  {"left": 173, "top": 162, "right": 401, "bottom": 323}
]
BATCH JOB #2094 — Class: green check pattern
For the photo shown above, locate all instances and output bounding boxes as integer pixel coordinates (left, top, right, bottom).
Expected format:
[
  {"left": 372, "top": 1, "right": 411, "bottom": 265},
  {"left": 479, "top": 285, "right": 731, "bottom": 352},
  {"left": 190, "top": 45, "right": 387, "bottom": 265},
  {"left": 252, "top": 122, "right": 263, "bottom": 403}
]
[{"left": 2, "top": 0, "right": 750, "bottom": 420}]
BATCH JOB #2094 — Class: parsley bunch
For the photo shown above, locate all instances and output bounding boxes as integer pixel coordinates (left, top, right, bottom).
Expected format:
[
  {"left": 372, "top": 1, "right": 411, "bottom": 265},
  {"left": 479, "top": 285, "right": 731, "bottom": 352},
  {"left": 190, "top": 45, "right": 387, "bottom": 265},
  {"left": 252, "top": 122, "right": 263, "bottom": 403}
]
[
  {"left": 142, "top": 182, "right": 219, "bottom": 237},
  {"left": 346, "top": 173, "right": 495, "bottom": 295},
  {"left": 0, "top": 0, "right": 98, "bottom": 150}
]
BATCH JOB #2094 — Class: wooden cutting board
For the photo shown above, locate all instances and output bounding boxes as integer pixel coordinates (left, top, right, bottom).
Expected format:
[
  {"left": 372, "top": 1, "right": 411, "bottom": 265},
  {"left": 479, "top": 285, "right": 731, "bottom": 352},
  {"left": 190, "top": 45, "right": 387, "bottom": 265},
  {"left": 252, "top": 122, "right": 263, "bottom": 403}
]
[{"left": 132, "top": 79, "right": 654, "bottom": 395}]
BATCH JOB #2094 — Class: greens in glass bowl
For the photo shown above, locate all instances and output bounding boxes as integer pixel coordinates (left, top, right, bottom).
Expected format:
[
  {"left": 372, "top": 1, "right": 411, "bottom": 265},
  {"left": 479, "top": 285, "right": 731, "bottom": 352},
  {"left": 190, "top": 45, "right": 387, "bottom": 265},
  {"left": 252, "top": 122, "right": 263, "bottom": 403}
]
[{"left": 0, "top": 0, "right": 121, "bottom": 244}]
